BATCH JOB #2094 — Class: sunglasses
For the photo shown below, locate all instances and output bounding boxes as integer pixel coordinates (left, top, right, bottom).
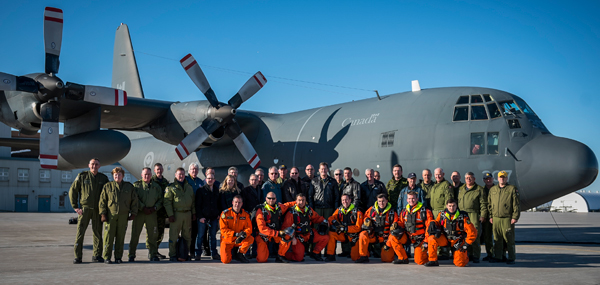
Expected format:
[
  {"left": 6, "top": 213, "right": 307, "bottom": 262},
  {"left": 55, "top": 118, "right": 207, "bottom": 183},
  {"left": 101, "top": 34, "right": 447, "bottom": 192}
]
[
  {"left": 266, "top": 197, "right": 276, "bottom": 200},
  {"left": 335, "top": 173, "right": 341, "bottom": 176}
]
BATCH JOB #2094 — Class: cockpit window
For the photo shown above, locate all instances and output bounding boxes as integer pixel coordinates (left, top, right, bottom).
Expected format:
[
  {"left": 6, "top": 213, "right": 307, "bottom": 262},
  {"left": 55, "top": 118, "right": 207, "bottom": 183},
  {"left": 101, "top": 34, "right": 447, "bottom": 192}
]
[
  {"left": 487, "top": 103, "right": 502, "bottom": 119},
  {"left": 471, "top": 95, "right": 484, "bottom": 103},
  {"left": 513, "top": 97, "right": 536, "bottom": 115},
  {"left": 483, "top": 94, "right": 493, "bottom": 102},
  {"left": 453, "top": 106, "right": 469, "bottom": 121},
  {"left": 471, "top": 105, "right": 488, "bottom": 120},
  {"left": 499, "top": 100, "right": 522, "bottom": 115},
  {"left": 456, "top": 96, "right": 470, "bottom": 105},
  {"left": 471, "top": 133, "right": 485, "bottom": 155}
]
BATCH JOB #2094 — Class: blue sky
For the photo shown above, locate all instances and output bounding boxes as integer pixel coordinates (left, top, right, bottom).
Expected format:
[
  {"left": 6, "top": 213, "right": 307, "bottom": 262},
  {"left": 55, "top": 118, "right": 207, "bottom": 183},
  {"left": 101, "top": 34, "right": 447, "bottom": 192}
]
[{"left": 1, "top": 0, "right": 599, "bottom": 189}]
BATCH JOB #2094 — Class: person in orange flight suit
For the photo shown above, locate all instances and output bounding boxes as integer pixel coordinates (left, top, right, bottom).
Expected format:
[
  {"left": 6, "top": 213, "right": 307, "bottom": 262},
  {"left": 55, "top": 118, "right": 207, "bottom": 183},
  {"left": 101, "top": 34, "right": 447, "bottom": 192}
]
[
  {"left": 255, "top": 191, "right": 296, "bottom": 263},
  {"left": 279, "top": 193, "right": 329, "bottom": 262},
  {"left": 219, "top": 195, "right": 254, "bottom": 264},
  {"left": 429, "top": 198, "right": 477, "bottom": 267},
  {"left": 325, "top": 194, "right": 364, "bottom": 261},
  {"left": 355, "top": 193, "right": 408, "bottom": 263},
  {"left": 400, "top": 191, "right": 437, "bottom": 265}
]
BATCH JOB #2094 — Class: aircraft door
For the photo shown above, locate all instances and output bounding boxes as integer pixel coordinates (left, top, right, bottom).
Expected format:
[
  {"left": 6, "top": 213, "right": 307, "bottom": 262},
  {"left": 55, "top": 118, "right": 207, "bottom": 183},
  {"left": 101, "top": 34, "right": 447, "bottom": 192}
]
[{"left": 15, "top": 195, "right": 28, "bottom": 212}]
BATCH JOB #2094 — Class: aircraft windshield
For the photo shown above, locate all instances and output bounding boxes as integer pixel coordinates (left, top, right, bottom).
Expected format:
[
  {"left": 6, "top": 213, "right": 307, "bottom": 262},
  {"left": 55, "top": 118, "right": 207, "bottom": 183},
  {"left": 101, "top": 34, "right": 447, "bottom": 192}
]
[
  {"left": 499, "top": 100, "right": 522, "bottom": 115},
  {"left": 513, "top": 97, "right": 536, "bottom": 115}
]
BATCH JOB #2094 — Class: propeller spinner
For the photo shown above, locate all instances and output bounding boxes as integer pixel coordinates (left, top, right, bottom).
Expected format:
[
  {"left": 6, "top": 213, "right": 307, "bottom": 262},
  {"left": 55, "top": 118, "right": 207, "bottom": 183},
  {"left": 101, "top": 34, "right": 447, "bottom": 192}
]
[
  {"left": 0, "top": 7, "right": 128, "bottom": 169},
  {"left": 175, "top": 54, "right": 265, "bottom": 169}
]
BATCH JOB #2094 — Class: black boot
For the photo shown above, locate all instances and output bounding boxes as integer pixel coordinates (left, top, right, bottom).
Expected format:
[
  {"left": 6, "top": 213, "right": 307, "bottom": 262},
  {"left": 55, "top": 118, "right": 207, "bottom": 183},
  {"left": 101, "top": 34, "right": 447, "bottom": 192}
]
[
  {"left": 92, "top": 256, "right": 104, "bottom": 263},
  {"left": 355, "top": 256, "right": 369, "bottom": 263},
  {"left": 73, "top": 258, "right": 82, "bottom": 264},
  {"left": 325, "top": 255, "right": 336, "bottom": 262},
  {"left": 309, "top": 252, "right": 323, "bottom": 261},
  {"left": 424, "top": 260, "right": 439, "bottom": 267},
  {"left": 237, "top": 252, "right": 250, "bottom": 263}
]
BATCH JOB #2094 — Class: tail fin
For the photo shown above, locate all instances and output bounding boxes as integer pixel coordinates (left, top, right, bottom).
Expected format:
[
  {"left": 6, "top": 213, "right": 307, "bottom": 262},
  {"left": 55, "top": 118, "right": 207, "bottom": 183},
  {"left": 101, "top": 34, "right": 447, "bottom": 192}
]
[{"left": 112, "top": 23, "right": 144, "bottom": 98}]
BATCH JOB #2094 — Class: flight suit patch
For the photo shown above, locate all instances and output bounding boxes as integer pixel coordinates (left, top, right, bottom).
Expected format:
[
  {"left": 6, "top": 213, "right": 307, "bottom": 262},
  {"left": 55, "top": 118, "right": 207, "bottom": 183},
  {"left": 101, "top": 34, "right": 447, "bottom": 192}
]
[
  {"left": 221, "top": 213, "right": 226, "bottom": 219},
  {"left": 239, "top": 217, "right": 246, "bottom": 220}
]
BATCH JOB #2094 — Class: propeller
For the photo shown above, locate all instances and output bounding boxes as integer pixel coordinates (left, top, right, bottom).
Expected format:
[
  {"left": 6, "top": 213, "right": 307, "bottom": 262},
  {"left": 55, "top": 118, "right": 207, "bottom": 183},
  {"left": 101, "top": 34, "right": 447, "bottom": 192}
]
[
  {"left": 175, "top": 54, "right": 265, "bottom": 169},
  {"left": 0, "top": 7, "right": 128, "bottom": 169}
]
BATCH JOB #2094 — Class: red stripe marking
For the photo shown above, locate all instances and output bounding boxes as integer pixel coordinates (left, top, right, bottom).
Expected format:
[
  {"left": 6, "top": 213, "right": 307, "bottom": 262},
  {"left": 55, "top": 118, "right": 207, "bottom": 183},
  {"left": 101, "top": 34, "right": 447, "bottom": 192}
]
[
  {"left": 115, "top": 89, "right": 119, "bottom": 106},
  {"left": 180, "top": 54, "right": 192, "bottom": 63},
  {"left": 248, "top": 153, "right": 258, "bottom": 164},
  {"left": 40, "top": 154, "right": 58, "bottom": 159},
  {"left": 45, "top": 7, "right": 63, "bottom": 13},
  {"left": 123, "top": 91, "right": 127, "bottom": 106},
  {"left": 181, "top": 143, "right": 190, "bottom": 156},
  {"left": 253, "top": 160, "right": 261, "bottom": 170},
  {"left": 41, "top": 165, "right": 58, "bottom": 169},
  {"left": 175, "top": 148, "right": 184, "bottom": 160},
  {"left": 45, "top": 16, "right": 63, "bottom": 23},
  {"left": 258, "top": 71, "right": 266, "bottom": 82},
  {"left": 184, "top": 60, "right": 197, "bottom": 71},
  {"left": 253, "top": 75, "right": 264, "bottom": 88}
]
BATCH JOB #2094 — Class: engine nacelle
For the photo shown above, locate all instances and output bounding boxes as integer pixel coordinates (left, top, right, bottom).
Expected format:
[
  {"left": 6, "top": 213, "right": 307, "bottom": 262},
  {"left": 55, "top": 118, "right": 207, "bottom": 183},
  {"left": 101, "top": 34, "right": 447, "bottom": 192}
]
[{"left": 58, "top": 130, "right": 131, "bottom": 169}]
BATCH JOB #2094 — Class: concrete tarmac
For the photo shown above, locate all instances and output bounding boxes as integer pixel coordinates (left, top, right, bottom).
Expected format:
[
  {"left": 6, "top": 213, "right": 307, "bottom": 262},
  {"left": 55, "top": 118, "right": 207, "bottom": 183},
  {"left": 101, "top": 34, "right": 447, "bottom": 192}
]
[{"left": 0, "top": 212, "right": 599, "bottom": 284}]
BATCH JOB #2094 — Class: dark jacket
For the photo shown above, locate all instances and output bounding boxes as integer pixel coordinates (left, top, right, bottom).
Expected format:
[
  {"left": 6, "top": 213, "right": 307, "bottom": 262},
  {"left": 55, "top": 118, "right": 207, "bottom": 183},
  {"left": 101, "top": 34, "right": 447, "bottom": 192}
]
[
  {"left": 219, "top": 189, "right": 241, "bottom": 211},
  {"left": 360, "top": 180, "right": 386, "bottom": 212},
  {"left": 282, "top": 178, "right": 307, "bottom": 203},
  {"left": 339, "top": 178, "right": 361, "bottom": 206},
  {"left": 309, "top": 176, "right": 340, "bottom": 209},
  {"left": 195, "top": 183, "right": 220, "bottom": 220},
  {"left": 241, "top": 185, "right": 262, "bottom": 213}
]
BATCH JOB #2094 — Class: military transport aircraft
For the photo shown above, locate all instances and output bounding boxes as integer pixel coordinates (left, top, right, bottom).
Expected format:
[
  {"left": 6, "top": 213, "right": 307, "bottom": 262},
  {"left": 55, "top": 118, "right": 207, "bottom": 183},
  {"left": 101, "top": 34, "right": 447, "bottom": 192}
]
[{"left": 0, "top": 7, "right": 597, "bottom": 210}]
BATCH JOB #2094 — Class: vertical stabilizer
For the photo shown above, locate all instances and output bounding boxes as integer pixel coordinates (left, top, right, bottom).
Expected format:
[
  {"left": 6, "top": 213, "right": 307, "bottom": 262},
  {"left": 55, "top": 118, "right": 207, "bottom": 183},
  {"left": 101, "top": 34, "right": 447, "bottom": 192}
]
[{"left": 112, "top": 24, "right": 144, "bottom": 98}]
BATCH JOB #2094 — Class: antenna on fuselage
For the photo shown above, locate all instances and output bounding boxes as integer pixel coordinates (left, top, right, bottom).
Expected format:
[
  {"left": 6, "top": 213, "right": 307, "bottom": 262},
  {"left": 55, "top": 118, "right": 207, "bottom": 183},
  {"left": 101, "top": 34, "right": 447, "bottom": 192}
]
[
  {"left": 374, "top": 90, "right": 381, "bottom": 100},
  {"left": 412, "top": 80, "right": 421, "bottom": 92}
]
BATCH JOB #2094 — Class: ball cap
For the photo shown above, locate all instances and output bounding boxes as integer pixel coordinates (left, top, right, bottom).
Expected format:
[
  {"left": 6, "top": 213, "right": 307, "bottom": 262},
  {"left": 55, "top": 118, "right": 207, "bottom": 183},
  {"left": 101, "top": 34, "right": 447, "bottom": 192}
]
[
  {"left": 407, "top": 172, "right": 417, "bottom": 179},
  {"left": 498, "top": 171, "right": 508, "bottom": 178},
  {"left": 483, "top": 173, "right": 493, "bottom": 179},
  {"left": 279, "top": 165, "right": 287, "bottom": 170}
]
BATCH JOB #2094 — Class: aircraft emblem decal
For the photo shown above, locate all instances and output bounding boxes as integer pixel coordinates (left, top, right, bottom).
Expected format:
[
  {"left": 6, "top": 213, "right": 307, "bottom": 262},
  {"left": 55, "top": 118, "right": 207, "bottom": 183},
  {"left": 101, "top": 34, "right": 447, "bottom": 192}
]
[{"left": 144, "top": 152, "right": 154, "bottom": 168}]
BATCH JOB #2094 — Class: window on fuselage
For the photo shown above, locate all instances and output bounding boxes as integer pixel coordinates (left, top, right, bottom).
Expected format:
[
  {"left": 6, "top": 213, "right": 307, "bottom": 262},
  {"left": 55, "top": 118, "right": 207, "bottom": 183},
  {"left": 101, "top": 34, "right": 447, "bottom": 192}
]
[
  {"left": 471, "top": 95, "right": 484, "bottom": 103},
  {"left": 487, "top": 103, "right": 502, "bottom": 119},
  {"left": 513, "top": 97, "right": 536, "bottom": 115},
  {"left": 453, "top": 106, "right": 469, "bottom": 121},
  {"left": 487, "top": 132, "right": 499, "bottom": 155},
  {"left": 483, "top": 94, "right": 493, "bottom": 102},
  {"left": 456, "top": 96, "right": 470, "bottom": 104},
  {"left": 471, "top": 105, "right": 488, "bottom": 120},
  {"left": 471, "top": 133, "right": 485, "bottom": 155},
  {"left": 499, "top": 100, "right": 522, "bottom": 115}
]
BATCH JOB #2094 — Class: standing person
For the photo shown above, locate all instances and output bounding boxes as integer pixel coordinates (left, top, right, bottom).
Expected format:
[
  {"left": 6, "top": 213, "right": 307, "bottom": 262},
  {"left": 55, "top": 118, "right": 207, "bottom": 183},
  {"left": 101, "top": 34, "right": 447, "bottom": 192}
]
[
  {"left": 151, "top": 163, "right": 170, "bottom": 259},
  {"left": 220, "top": 175, "right": 241, "bottom": 211},
  {"left": 399, "top": 191, "right": 436, "bottom": 265},
  {"left": 481, "top": 172, "right": 495, "bottom": 261},
  {"left": 262, "top": 166, "right": 282, "bottom": 201},
  {"left": 129, "top": 167, "right": 163, "bottom": 262},
  {"left": 228, "top": 166, "right": 245, "bottom": 190},
  {"left": 70, "top": 158, "right": 110, "bottom": 264},
  {"left": 451, "top": 171, "right": 463, "bottom": 198},
  {"left": 333, "top": 169, "right": 343, "bottom": 185},
  {"left": 195, "top": 173, "right": 221, "bottom": 261},
  {"left": 277, "top": 165, "right": 289, "bottom": 184},
  {"left": 338, "top": 167, "right": 361, "bottom": 257},
  {"left": 325, "top": 194, "right": 364, "bottom": 261},
  {"left": 374, "top": 171, "right": 381, "bottom": 182},
  {"left": 282, "top": 167, "right": 306, "bottom": 203},
  {"left": 201, "top": 167, "right": 219, "bottom": 257},
  {"left": 242, "top": 173, "right": 263, "bottom": 259},
  {"left": 488, "top": 171, "right": 520, "bottom": 264},
  {"left": 164, "top": 167, "right": 196, "bottom": 262},
  {"left": 429, "top": 199, "right": 477, "bottom": 267},
  {"left": 186, "top": 163, "right": 204, "bottom": 259},
  {"left": 360, "top": 168, "right": 386, "bottom": 212},
  {"left": 386, "top": 164, "right": 408, "bottom": 210},
  {"left": 255, "top": 191, "right": 296, "bottom": 263},
  {"left": 219, "top": 195, "right": 254, "bottom": 264},
  {"left": 457, "top": 172, "right": 488, "bottom": 263},
  {"left": 279, "top": 193, "right": 329, "bottom": 262},
  {"left": 419, "top": 169, "right": 435, "bottom": 209},
  {"left": 430, "top": 168, "right": 454, "bottom": 260},
  {"left": 255, "top": 168, "right": 265, "bottom": 189},
  {"left": 309, "top": 162, "right": 340, "bottom": 221},
  {"left": 302, "top": 164, "right": 317, "bottom": 184},
  {"left": 355, "top": 194, "right": 408, "bottom": 264},
  {"left": 99, "top": 167, "right": 138, "bottom": 264}
]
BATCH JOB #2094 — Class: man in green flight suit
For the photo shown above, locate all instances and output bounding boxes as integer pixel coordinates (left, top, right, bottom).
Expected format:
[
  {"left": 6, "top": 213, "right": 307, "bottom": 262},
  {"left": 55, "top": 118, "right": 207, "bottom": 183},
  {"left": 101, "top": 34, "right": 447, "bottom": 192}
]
[
  {"left": 457, "top": 172, "right": 488, "bottom": 263},
  {"left": 386, "top": 164, "right": 408, "bottom": 210},
  {"left": 164, "top": 167, "right": 196, "bottom": 262},
  {"left": 488, "top": 170, "right": 520, "bottom": 265},
  {"left": 151, "top": 163, "right": 170, "bottom": 259},
  {"left": 69, "top": 158, "right": 110, "bottom": 264},
  {"left": 429, "top": 167, "right": 454, "bottom": 259},
  {"left": 129, "top": 167, "right": 164, "bottom": 262},
  {"left": 99, "top": 167, "right": 138, "bottom": 264}
]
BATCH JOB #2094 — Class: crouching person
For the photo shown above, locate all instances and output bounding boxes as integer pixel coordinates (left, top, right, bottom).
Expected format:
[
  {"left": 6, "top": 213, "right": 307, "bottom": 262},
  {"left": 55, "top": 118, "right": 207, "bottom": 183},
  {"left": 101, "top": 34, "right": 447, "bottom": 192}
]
[{"left": 220, "top": 195, "right": 254, "bottom": 263}]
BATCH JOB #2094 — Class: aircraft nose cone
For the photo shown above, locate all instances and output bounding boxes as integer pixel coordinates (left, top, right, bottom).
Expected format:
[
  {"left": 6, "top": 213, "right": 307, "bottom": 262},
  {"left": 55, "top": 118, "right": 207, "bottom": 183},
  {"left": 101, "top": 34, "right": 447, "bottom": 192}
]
[{"left": 515, "top": 135, "right": 598, "bottom": 209}]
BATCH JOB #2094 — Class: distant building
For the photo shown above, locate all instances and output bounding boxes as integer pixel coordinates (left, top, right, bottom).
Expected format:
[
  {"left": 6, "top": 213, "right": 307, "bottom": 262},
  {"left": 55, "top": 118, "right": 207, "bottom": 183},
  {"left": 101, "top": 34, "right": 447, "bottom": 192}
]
[{"left": 550, "top": 191, "right": 600, "bottom": 213}]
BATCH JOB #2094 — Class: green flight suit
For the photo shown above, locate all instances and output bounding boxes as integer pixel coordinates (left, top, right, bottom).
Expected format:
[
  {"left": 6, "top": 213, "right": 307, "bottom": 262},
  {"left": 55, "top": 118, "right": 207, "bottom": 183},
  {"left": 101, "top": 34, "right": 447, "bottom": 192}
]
[
  {"left": 99, "top": 181, "right": 138, "bottom": 260},
  {"left": 488, "top": 183, "right": 520, "bottom": 261},
  {"left": 151, "top": 175, "right": 170, "bottom": 252},
  {"left": 129, "top": 180, "right": 163, "bottom": 259},
  {"left": 481, "top": 184, "right": 495, "bottom": 257},
  {"left": 164, "top": 180, "right": 196, "bottom": 258},
  {"left": 457, "top": 183, "right": 488, "bottom": 259},
  {"left": 386, "top": 177, "right": 407, "bottom": 210},
  {"left": 419, "top": 180, "right": 435, "bottom": 210},
  {"left": 430, "top": 179, "right": 454, "bottom": 258},
  {"left": 69, "top": 171, "right": 110, "bottom": 259}
]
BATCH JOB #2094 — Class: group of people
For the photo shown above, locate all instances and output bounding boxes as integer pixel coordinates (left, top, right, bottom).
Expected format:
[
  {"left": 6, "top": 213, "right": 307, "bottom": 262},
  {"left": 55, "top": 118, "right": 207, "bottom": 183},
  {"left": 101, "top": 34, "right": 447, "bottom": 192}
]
[{"left": 69, "top": 159, "right": 520, "bottom": 266}]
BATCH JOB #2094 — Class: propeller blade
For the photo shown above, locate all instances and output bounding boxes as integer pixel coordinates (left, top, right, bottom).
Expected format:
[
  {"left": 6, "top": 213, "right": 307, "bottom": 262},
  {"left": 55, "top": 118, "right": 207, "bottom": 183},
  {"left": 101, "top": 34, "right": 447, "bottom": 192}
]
[
  {"left": 180, "top": 54, "right": 219, "bottom": 107},
  {"left": 44, "top": 7, "right": 63, "bottom": 74},
  {"left": 39, "top": 101, "right": 60, "bottom": 169},
  {"left": 175, "top": 120, "right": 220, "bottom": 160},
  {"left": 65, "top": 82, "right": 127, "bottom": 106},
  {"left": 0, "top": 73, "right": 39, "bottom": 93},
  {"left": 225, "top": 122, "right": 261, "bottom": 169},
  {"left": 228, "top": 71, "right": 267, "bottom": 109}
]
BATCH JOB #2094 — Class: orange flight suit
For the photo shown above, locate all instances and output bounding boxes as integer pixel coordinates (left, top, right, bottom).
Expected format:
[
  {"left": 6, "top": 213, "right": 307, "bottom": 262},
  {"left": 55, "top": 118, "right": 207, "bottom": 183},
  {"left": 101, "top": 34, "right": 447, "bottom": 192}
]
[
  {"left": 358, "top": 204, "right": 408, "bottom": 262},
  {"left": 279, "top": 205, "right": 328, "bottom": 261},
  {"left": 219, "top": 207, "right": 254, "bottom": 264},
  {"left": 326, "top": 205, "right": 364, "bottom": 261},
  {"left": 255, "top": 202, "right": 295, "bottom": 263},
  {"left": 430, "top": 210, "right": 477, "bottom": 267},
  {"left": 400, "top": 202, "right": 436, "bottom": 265}
]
